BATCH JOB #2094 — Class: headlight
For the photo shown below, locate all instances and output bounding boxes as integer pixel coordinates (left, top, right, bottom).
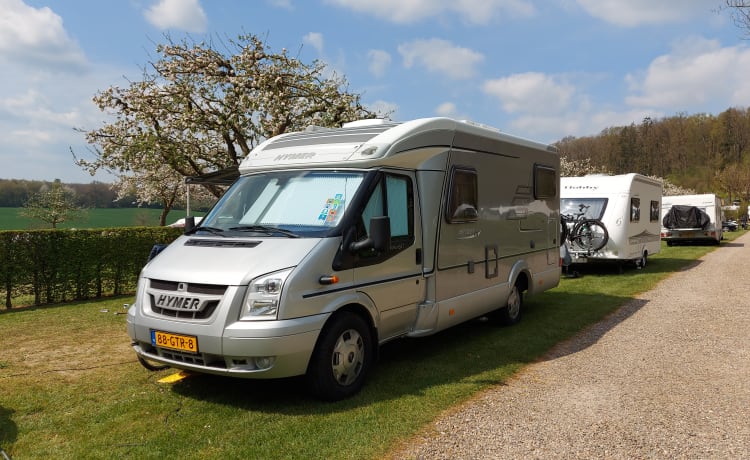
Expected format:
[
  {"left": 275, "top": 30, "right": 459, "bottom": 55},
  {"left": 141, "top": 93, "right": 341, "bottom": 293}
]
[{"left": 240, "top": 269, "right": 293, "bottom": 321}]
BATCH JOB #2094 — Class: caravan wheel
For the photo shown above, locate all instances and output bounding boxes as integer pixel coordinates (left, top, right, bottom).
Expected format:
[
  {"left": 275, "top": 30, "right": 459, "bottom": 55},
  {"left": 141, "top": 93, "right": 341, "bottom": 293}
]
[
  {"left": 636, "top": 251, "right": 648, "bottom": 269},
  {"left": 496, "top": 283, "right": 523, "bottom": 326}
]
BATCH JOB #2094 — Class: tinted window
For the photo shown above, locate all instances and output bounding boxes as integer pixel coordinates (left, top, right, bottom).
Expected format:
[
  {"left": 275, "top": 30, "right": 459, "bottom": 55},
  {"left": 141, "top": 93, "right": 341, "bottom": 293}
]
[{"left": 447, "top": 167, "right": 478, "bottom": 223}]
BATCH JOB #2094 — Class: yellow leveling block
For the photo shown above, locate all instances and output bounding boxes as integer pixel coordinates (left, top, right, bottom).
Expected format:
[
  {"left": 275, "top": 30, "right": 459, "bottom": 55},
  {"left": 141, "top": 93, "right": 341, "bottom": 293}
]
[{"left": 158, "top": 371, "right": 192, "bottom": 384}]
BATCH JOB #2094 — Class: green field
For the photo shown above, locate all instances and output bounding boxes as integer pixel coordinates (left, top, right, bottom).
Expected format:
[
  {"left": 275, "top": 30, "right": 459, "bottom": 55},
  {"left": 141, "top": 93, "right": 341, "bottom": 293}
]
[
  {"left": 0, "top": 235, "right": 736, "bottom": 459},
  {"left": 0, "top": 207, "right": 200, "bottom": 230}
]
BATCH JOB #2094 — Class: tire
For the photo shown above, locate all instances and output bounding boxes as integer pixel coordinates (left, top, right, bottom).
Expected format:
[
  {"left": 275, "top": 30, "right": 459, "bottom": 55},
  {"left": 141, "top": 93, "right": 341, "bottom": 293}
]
[
  {"left": 570, "top": 219, "right": 609, "bottom": 252},
  {"left": 496, "top": 283, "right": 523, "bottom": 326},
  {"left": 560, "top": 216, "right": 571, "bottom": 246},
  {"left": 306, "top": 312, "right": 373, "bottom": 401},
  {"left": 636, "top": 251, "right": 647, "bottom": 269}
]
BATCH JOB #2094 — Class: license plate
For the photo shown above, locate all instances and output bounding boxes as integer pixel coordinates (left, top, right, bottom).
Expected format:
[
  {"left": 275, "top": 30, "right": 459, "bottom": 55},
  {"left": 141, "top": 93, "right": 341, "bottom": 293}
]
[{"left": 151, "top": 330, "right": 199, "bottom": 353}]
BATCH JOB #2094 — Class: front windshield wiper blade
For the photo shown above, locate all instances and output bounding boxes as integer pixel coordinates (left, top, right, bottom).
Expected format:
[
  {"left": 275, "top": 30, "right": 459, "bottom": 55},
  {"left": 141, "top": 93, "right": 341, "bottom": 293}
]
[
  {"left": 187, "top": 226, "right": 227, "bottom": 237},
  {"left": 228, "top": 225, "right": 301, "bottom": 238}
]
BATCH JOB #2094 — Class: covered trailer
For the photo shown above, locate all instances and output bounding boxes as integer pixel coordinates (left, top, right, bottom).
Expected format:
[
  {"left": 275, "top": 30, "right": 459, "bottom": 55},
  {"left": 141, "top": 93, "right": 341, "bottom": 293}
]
[
  {"left": 561, "top": 173, "right": 662, "bottom": 269},
  {"left": 661, "top": 194, "right": 723, "bottom": 245}
]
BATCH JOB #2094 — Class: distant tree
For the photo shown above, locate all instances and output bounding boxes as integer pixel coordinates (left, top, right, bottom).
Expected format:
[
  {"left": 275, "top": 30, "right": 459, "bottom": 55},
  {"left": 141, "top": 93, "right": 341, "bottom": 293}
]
[
  {"left": 714, "top": 162, "right": 750, "bottom": 202},
  {"left": 559, "top": 156, "right": 611, "bottom": 177},
  {"left": 20, "top": 180, "right": 85, "bottom": 228},
  {"left": 76, "top": 33, "right": 380, "bottom": 224},
  {"left": 723, "top": 1, "right": 750, "bottom": 35},
  {"left": 651, "top": 176, "right": 695, "bottom": 196}
]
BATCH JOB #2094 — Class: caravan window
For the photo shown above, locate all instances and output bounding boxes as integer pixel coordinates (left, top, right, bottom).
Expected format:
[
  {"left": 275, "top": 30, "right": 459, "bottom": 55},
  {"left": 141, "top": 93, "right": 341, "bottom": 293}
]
[
  {"left": 561, "top": 198, "right": 607, "bottom": 220},
  {"left": 630, "top": 198, "right": 641, "bottom": 222},
  {"left": 534, "top": 165, "right": 557, "bottom": 199},
  {"left": 446, "top": 167, "right": 478, "bottom": 223},
  {"left": 650, "top": 200, "right": 659, "bottom": 222}
]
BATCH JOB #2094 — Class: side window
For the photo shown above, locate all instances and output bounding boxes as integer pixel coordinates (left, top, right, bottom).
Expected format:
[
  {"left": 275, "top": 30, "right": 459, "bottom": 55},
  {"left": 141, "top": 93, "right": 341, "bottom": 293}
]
[
  {"left": 447, "top": 167, "right": 478, "bottom": 223},
  {"left": 650, "top": 200, "right": 660, "bottom": 222},
  {"left": 534, "top": 165, "right": 557, "bottom": 199},
  {"left": 630, "top": 198, "right": 641, "bottom": 222},
  {"left": 360, "top": 173, "right": 413, "bottom": 242}
]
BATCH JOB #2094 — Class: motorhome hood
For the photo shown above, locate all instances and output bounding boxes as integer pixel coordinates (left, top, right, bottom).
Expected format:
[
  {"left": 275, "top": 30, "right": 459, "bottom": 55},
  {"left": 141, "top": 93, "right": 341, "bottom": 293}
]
[{"left": 141, "top": 236, "right": 322, "bottom": 285}]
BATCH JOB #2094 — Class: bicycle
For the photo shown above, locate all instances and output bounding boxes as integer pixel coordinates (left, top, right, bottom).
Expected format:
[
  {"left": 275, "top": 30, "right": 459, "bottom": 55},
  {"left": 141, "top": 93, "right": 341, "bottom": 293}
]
[{"left": 561, "top": 203, "right": 609, "bottom": 254}]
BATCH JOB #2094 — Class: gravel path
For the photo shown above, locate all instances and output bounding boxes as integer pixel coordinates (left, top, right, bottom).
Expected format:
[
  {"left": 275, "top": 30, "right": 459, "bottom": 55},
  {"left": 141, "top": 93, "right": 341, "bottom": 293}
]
[{"left": 390, "top": 233, "right": 750, "bottom": 459}]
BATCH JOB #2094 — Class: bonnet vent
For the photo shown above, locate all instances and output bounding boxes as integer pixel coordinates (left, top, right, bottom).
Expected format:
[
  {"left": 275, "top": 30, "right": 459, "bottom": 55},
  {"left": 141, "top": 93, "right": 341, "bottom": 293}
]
[{"left": 184, "top": 239, "right": 261, "bottom": 248}]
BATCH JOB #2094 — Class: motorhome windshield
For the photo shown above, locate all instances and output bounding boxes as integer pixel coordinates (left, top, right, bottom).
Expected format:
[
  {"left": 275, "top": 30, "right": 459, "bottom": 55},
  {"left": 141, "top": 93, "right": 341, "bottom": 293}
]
[
  {"left": 561, "top": 198, "right": 607, "bottom": 220},
  {"left": 198, "top": 170, "right": 366, "bottom": 237}
]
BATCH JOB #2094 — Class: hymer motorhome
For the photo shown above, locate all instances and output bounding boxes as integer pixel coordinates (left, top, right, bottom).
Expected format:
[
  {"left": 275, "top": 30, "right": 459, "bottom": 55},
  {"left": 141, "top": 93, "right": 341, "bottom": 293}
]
[{"left": 127, "top": 117, "right": 561, "bottom": 400}]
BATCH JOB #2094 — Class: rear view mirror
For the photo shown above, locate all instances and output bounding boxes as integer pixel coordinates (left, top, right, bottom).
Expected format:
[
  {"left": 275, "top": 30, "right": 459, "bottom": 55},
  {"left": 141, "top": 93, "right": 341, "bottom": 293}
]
[{"left": 349, "top": 216, "right": 391, "bottom": 252}]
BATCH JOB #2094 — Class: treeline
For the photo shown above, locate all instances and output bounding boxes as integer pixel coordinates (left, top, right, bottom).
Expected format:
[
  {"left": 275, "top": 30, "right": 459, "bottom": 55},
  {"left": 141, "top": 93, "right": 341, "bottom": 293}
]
[
  {"left": 0, "top": 179, "right": 152, "bottom": 208},
  {"left": 556, "top": 107, "right": 750, "bottom": 195}
]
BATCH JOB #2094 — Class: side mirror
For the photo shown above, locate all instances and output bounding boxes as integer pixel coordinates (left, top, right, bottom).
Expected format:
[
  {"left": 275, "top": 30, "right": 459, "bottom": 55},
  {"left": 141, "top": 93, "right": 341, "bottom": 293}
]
[
  {"left": 184, "top": 216, "right": 196, "bottom": 234},
  {"left": 349, "top": 216, "right": 391, "bottom": 252}
]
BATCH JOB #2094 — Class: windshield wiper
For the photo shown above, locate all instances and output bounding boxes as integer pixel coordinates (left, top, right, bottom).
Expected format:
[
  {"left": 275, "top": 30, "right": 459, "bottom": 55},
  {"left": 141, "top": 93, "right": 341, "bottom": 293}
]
[
  {"left": 228, "top": 225, "right": 301, "bottom": 238},
  {"left": 187, "top": 226, "right": 227, "bottom": 237}
]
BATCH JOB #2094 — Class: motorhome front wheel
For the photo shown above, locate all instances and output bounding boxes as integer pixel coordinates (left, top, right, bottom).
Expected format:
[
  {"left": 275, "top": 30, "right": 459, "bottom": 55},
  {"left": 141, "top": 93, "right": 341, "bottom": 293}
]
[{"left": 306, "top": 312, "right": 373, "bottom": 401}]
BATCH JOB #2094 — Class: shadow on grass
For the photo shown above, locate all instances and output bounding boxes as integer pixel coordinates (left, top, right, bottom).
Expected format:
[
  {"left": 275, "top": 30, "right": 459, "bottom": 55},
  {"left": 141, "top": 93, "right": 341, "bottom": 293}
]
[
  {"left": 167, "top": 290, "right": 637, "bottom": 413},
  {"left": 564, "top": 257, "right": 703, "bottom": 276},
  {"left": 0, "top": 406, "right": 17, "bottom": 454}
]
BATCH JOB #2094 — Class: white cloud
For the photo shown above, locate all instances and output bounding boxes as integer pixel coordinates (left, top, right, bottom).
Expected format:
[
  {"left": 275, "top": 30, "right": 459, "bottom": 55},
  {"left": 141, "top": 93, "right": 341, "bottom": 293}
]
[
  {"left": 483, "top": 72, "right": 575, "bottom": 114},
  {"left": 624, "top": 37, "right": 750, "bottom": 112},
  {"left": 367, "top": 99, "right": 399, "bottom": 119},
  {"left": 0, "top": 0, "right": 87, "bottom": 71},
  {"left": 367, "top": 49, "right": 391, "bottom": 78},
  {"left": 575, "top": 0, "right": 711, "bottom": 27},
  {"left": 267, "top": 0, "right": 294, "bottom": 10},
  {"left": 144, "top": 0, "right": 207, "bottom": 33},
  {"left": 324, "top": 0, "right": 534, "bottom": 24},
  {"left": 435, "top": 102, "right": 457, "bottom": 117},
  {"left": 303, "top": 32, "right": 325, "bottom": 54},
  {"left": 398, "top": 38, "right": 483, "bottom": 80}
]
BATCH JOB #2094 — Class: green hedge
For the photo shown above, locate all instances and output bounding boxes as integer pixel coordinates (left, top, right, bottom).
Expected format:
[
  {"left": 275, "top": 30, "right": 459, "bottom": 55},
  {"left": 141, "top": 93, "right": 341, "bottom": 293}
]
[{"left": 0, "top": 227, "right": 183, "bottom": 308}]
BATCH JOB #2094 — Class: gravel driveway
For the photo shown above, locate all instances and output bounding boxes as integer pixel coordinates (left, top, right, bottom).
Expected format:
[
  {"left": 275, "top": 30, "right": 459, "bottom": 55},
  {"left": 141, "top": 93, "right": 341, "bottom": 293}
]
[{"left": 390, "top": 233, "right": 750, "bottom": 459}]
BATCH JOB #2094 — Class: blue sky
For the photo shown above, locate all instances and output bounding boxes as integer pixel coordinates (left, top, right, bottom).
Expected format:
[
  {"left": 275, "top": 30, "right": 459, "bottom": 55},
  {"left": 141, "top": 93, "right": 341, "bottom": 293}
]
[{"left": 0, "top": 0, "right": 746, "bottom": 183}]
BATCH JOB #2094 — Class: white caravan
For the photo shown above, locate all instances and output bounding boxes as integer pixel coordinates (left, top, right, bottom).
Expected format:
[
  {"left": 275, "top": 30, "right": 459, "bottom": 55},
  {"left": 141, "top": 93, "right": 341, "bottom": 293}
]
[
  {"left": 661, "top": 194, "right": 723, "bottom": 245},
  {"left": 561, "top": 173, "right": 663, "bottom": 269},
  {"left": 126, "top": 117, "right": 561, "bottom": 400}
]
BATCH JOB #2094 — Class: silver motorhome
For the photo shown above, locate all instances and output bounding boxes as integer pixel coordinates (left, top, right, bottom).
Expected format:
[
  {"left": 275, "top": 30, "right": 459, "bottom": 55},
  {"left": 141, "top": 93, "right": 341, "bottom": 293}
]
[{"left": 127, "top": 117, "right": 561, "bottom": 400}]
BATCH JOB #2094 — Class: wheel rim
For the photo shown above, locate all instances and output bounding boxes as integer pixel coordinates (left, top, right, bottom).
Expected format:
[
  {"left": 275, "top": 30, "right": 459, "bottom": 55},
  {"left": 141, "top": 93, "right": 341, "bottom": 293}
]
[
  {"left": 507, "top": 286, "right": 521, "bottom": 320},
  {"left": 331, "top": 328, "right": 365, "bottom": 386}
]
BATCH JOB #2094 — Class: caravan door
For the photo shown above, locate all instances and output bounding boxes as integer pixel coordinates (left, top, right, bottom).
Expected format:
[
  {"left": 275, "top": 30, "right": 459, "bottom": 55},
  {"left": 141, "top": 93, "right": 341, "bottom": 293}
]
[{"left": 347, "top": 170, "right": 425, "bottom": 341}]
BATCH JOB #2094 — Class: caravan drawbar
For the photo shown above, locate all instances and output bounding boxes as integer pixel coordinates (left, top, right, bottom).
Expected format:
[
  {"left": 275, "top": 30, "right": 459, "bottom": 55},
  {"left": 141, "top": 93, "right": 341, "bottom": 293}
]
[{"left": 126, "top": 117, "right": 561, "bottom": 400}]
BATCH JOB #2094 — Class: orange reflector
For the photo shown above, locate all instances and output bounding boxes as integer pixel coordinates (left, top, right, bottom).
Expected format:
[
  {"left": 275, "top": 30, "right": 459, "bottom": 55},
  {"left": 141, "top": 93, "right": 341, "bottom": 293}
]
[
  {"left": 158, "top": 371, "right": 192, "bottom": 384},
  {"left": 318, "top": 275, "right": 339, "bottom": 285},
  {"left": 449, "top": 308, "right": 455, "bottom": 316}
]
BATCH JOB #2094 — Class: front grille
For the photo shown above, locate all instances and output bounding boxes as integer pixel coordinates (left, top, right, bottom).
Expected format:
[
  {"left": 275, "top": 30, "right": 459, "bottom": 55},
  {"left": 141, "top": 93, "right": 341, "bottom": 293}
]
[
  {"left": 147, "top": 279, "right": 227, "bottom": 320},
  {"left": 156, "top": 349, "right": 226, "bottom": 369},
  {"left": 159, "top": 349, "right": 206, "bottom": 366},
  {"left": 151, "top": 299, "right": 219, "bottom": 319},
  {"left": 149, "top": 279, "right": 227, "bottom": 295}
]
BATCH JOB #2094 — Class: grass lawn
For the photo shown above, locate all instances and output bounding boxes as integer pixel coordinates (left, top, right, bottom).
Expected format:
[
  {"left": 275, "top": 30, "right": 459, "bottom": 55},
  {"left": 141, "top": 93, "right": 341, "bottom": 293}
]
[{"left": 0, "top": 233, "right": 739, "bottom": 459}]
